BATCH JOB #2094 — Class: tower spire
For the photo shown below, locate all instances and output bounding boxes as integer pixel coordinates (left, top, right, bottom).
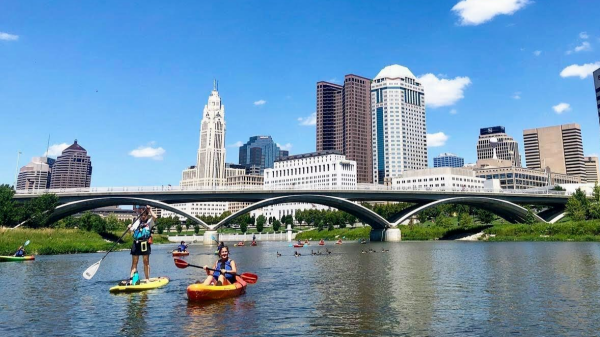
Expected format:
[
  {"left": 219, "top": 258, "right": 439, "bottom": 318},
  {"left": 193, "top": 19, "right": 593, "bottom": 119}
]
[{"left": 213, "top": 79, "right": 216, "bottom": 91}]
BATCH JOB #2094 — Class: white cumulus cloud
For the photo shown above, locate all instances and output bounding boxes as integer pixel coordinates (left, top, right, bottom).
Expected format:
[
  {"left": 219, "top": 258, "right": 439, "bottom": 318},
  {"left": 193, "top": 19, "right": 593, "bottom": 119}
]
[
  {"left": 580, "top": 32, "right": 589, "bottom": 39},
  {"left": 533, "top": 50, "right": 541, "bottom": 56},
  {"left": 427, "top": 132, "right": 449, "bottom": 147},
  {"left": 552, "top": 103, "right": 571, "bottom": 114},
  {"left": 451, "top": 0, "right": 530, "bottom": 26},
  {"left": 298, "top": 112, "right": 316, "bottom": 126},
  {"left": 560, "top": 62, "right": 600, "bottom": 79},
  {"left": 45, "top": 143, "right": 69, "bottom": 157},
  {"left": 277, "top": 143, "right": 293, "bottom": 151},
  {"left": 574, "top": 41, "right": 591, "bottom": 53},
  {"left": 253, "top": 99, "right": 266, "bottom": 106},
  {"left": 450, "top": 109, "right": 458, "bottom": 115},
  {"left": 129, "top": 145, "right": 166, "bottom": 160},
  {"left": 0, "top": 32, "right": 19, "bottom": 41},
  {"left": 417, "top": 73, "right": 471, "bottom": 108},
  {"left": 228, "top": 141, "right": 244, "bottom": 148}
]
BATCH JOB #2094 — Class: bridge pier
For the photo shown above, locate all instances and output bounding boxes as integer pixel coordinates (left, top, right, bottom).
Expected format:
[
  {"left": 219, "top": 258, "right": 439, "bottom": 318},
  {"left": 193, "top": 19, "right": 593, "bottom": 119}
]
[
  {"left": 204, "top": 231, "right": 218, "bottom": 245},
  {"left": 370, "top": 228, "right": 402, "bottom": 242}
]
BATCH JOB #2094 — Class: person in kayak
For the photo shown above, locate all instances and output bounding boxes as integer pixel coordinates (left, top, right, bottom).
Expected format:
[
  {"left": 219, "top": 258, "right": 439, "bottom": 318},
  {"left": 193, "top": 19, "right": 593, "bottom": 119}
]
[
  {"left": 202, "top": 246, "right": 237, "bottom": 286},
  {"left": 128, "top": 206, "right": 157, "bottom": 284},
  {"left": 14, "top": 245, "right": 25, "bottom": 257},
  {"left": 218, "top": 241, "right": 225, "bottom": 250},
  {"left": 177, "top": 241, "right": 188, "bottom": 252}
]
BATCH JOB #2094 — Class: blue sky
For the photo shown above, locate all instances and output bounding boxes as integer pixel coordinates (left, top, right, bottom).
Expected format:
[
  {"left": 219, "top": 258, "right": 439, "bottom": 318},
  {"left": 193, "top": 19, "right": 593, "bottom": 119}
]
[{"left": 1, "top": 0, "right": 599, "bottom": 187}]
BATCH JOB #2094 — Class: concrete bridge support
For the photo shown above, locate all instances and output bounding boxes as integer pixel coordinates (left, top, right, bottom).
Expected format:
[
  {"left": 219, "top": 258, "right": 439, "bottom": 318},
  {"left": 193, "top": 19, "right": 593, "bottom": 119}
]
[
  {"left": 370, "top": 228, "right": 402, "bottom": 242},
  {"left": 204, "top": 231, "right": 218, "bottom": 245}
]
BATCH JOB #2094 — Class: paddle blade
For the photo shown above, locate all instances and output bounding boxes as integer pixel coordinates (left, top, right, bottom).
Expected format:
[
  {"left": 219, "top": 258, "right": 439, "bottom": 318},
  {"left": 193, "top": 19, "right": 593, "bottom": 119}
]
[
  {"left": 174, "top": 258, "right": 189, "bottom": 269},
  {"left": 24, "top": 240, "right": 30, "bottom": 246},
  {"left": 83, "top": 260, "right": 102, "bottom": 280},
  {"left": 240, "top": 272, "right": 258, "bottom": 284}
]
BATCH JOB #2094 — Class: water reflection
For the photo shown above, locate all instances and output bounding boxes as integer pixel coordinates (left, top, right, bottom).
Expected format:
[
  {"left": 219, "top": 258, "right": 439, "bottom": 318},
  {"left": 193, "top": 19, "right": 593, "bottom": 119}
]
[{"left": 119, "top": 292, "right": 149, "bottom": 336}]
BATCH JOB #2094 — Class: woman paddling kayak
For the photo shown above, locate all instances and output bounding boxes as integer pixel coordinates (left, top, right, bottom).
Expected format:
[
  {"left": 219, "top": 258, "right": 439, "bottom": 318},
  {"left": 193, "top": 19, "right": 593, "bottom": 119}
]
[
  {"left": 14, "top": 245, "right": 25, "bottom": 257},
  {"left": 202, "top": 246, "right": 237, "bottom": 286}
]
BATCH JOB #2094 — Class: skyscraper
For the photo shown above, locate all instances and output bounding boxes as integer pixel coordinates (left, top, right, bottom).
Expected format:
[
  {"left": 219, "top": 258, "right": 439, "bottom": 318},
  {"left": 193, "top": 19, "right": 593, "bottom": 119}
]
[
  {"left": 181, "top": 81, "right": 226, "bottom": 187},
  {"left": 434, "top": 153, "right": 464, "bottom": 168},
  {"left": 16, "top": 157, "right": 55, "bottom": 191},
  {"left": 523, "top": 123, "right": 585, "bottom": 181},
  {"left": 316, "top": 74, "right": 373, "bottom": 183},
  {"left": 477, "top": 126, "right": 521, "bottom": 167},
  {"left": 594, "top": 68, "right": 600, "bottom": 130},
  {"left": 49, "top": 140, "right": 92, "bottom": 189},
  {"left": 584, "top": 156, "right": 599, "bottom": 184},
  {"left": 238, "top": 136, "right": 285, "bottom": 174},
  {"left": 371, "top": 65, "right": 427, "bottom": 184}
]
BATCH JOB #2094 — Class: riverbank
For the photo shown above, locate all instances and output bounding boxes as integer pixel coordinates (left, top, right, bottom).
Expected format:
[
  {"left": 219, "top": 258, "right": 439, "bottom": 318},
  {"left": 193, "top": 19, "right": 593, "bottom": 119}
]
[
  {"left": 0, "top": 228, "right": 170, "bottom": 255},
  {"left": 483, "top": 221, "right": 600, "bottom": 241},
  {"left": 294, "top": 227, "right": 371, "bottom": 241}
]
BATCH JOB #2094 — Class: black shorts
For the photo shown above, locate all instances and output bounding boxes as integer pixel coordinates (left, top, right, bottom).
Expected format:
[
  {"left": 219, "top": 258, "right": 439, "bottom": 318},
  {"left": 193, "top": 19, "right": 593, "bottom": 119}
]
[{"left": 131, "top": 240, "right": 151, "bottom": 256}]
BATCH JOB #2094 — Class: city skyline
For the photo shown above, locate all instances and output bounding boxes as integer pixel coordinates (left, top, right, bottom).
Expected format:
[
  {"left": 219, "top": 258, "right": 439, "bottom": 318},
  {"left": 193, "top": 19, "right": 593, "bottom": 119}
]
[{"left": 1, "top": 1, "right": 600, "bottom": 187}]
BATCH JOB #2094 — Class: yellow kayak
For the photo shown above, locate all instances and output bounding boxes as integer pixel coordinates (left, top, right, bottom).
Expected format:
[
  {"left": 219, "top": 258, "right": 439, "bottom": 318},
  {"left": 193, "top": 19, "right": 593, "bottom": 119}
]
[{"left": 109, "top": 276, "right": 170, "bottom": 293}]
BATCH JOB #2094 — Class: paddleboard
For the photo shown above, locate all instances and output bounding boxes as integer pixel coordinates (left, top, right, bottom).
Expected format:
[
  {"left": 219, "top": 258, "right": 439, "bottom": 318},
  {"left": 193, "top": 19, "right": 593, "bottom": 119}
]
[{"left": 109, "top": 276, "right": 169, "bottom": 293}]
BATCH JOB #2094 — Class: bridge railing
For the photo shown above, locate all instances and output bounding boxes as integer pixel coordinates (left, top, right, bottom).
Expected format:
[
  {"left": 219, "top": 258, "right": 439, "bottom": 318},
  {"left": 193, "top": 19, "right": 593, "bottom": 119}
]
[{"left": 14, "top": 184, "right": 569, "bottom": 196}]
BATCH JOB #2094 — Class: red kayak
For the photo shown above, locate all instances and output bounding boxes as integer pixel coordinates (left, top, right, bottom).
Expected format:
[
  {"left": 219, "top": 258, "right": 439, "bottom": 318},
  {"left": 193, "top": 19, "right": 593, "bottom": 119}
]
[
  {"left": 250, "top": 241, "right": 257, "bottom": 246},
  {"left": 318, "top": 241, "right": 325, "bottom": 246},
  {"left": 293, "top": 244, "right": 304, "bottom": 248},
  {"left": 187, "top": 276, "right": 247, "bottom": 301}
]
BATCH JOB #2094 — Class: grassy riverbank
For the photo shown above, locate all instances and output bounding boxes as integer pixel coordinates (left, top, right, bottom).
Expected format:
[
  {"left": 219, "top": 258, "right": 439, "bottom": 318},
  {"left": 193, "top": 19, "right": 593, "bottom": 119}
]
[
  {"left": 483, "top": 220, "right": 600, "bottom": 241},
  {"left": 0, "top": 228, "right": 169, "bottom": 255},
  {"left": 294, "top": 227, "right": 371, "bottom": 241}
]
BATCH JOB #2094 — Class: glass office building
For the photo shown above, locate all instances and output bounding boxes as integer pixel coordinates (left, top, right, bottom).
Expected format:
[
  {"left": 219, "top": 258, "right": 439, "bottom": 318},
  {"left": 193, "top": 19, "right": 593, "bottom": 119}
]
[{"left": 433, "top": 153, "right": 464, "bottom": 168}]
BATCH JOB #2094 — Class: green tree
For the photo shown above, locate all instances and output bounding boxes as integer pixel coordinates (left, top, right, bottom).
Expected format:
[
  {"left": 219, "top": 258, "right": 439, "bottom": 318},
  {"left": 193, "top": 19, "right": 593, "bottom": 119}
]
[
  {"left": 566, "top": 197, "right": 586, "bottom": 221},
  {"left": 435, "top": 214, "right": 452, "bottom": 228},
  {"left": 194, "top": 224, "right": 200, "bottom": 235},
  {"left": 272, "top": 219, "right": 281, "bottom": 232},
  {"left": 185, "top": 221, "right": 190, "bottom": 232},
  {"left": 317, "top": 219, "right": 324, "bottom": 231},
  {"left": 458, "top": 213, "right": 473, "bottom": 227},
  {"left": 524, "top": 206, "right": 537, "bottom": 224},
  {"left": 475, "top": 209, "right": 495, "bottom": 224},
  {"left": 25, "top": 193, "right": 59, "bottom": 228},
  {"left": 105, "top": 214, "right": 120, "bottom": 231},
  {"left": 416, "top": 211, "right": 428, "bottom": 224},
  {"left": 552, "top": 185, "right": 566, "bottom": 191},
  {"left": 0, "top": 184, "right": 16, "bottom": 227},
  {"left": 589, "top": 202, "right": 600, "bottom": 219},
  {"left": 176, "top": 224, "right": 183, "bottom": 234},
  {"left": 593, "top": 183, "right": 600, "bottom": 202},
  {"left": 240, "top": 222, "right": 248, "bottom": 233},
  {"left": 78, "top": 212, "right": 107, "bottom": 234},
  {"left": 156, "top": 222, "right": 165, "bottom": 235},
  {"left": 256, "top": 215, "right": 266, "bottom": 233}
]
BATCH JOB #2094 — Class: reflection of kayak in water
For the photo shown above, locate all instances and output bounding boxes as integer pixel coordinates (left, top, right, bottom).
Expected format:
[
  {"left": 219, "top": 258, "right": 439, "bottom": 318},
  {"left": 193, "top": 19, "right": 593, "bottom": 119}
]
[
  {"left": 172, "top": 251, "right": 189, "bottom": 256},
  {"left": 251, "top": 241, "right": 257, "bottom": 246},
  {"left": 187, "top": 276, "right": 247, "bottom": 301},
  {"left": 110, "top": 277, "right": 170, "bottom": 293}
]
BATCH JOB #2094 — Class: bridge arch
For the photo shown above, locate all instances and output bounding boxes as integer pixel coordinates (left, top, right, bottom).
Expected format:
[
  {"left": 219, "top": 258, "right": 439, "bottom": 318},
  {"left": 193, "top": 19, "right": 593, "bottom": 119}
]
[
  {"left": 390, "top": 197, "right": 546, "bottom": 226},
  {"left": 47, "top": 197, "right": 208, "bottom": 228},
  {"left": 213, "top": 195, "right": 390, "bottom": 230}
]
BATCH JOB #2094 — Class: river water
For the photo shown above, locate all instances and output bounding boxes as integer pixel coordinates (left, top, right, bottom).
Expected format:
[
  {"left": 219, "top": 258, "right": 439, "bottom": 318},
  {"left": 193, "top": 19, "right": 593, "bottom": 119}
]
[{"left": 2, "top": 241, "right": 600, "bottom": 336}]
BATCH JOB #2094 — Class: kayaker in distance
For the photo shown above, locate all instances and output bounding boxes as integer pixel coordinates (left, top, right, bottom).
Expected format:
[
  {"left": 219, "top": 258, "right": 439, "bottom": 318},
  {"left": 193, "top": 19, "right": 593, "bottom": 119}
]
[
  {"left": 177, "top": 241, "right": 188, "bottom": 252},
  {"left": 202, "top": 246, "right": 237, "bottom": 286},
  {"left": 127, "top": 206, "right": 157, "bottom": 284},
  {"left": 14, "top": 245, "right": 25, "bottom": 257},
  {"left": 218, "top": 241, "right": 225, "bottom": 251}
]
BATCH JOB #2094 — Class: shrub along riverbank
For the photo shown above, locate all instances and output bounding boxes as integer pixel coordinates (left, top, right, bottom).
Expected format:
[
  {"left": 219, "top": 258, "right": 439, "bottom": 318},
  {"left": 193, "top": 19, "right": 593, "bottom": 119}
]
[
  {"left": 0, "top": 228, "right": 169, "bottom": 255},
  {"left": 294, "top": 227, "right": 371, "bottom": 241}
]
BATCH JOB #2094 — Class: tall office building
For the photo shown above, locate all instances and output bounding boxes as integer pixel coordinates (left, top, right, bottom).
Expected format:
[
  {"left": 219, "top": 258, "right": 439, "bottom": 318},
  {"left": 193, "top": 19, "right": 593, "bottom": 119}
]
[
  {"left": 16, "top": 157, "right": 55, "bottom": 191},
  {"left": 49, "top": 140, "right": 92, "bottom": 189},
  {"left": 317, "top": 74, "right": 373, "bottom": 183},
  {"left": 434, "top": 153, "right": 464, "bottom": 168},
  {"left": 181, "top": 81, "right": 226, "bottom": 187},
  {"left": 594, "top": 68, "right": 600, "bottom": 130},
  {"left": 584, "top": 156, "right": 600, "bottom": 184},
  {"left": 523, "top": 123, "right": 585, "bottom": 181},
  {"left": 238, "top": 136, "right": 286, "bottom": 174},
  {"left": 477, "top": 126, "right": 521, "bottom": 167},
  {"left": 371, "top": 65, "right": 427, "bottom": 184}
]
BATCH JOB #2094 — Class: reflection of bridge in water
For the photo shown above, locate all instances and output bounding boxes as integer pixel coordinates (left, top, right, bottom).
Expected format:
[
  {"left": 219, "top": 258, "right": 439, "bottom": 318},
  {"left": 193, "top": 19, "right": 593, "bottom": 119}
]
[{"left": 14, "top": 185, "right": 570, "bottom": 242}]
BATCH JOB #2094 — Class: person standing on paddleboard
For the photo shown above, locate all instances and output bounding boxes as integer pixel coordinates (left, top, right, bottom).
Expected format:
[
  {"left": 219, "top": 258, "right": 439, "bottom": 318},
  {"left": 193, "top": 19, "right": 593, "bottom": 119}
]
[
  {"left": 128, "top": 206, "right": 156, "bottom": 283},
  {"left": 202, "top": 246, "right": 237, "bottom": 286}
]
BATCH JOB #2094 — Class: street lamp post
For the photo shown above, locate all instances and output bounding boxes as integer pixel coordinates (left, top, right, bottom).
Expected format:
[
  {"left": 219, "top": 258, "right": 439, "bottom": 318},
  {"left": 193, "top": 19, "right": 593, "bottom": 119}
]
[{"left": 13, "top": 151, "right": 22, "bottom": 188}]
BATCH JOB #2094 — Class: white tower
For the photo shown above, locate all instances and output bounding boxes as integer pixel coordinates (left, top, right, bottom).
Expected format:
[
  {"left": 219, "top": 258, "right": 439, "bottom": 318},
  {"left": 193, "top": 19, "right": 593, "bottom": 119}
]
[{"left": 181, "top": 80, "right": 227, "bottom": 187}]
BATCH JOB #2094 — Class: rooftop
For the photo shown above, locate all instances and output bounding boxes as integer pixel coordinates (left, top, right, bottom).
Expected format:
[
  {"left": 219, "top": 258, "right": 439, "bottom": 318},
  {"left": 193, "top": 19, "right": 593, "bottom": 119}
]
[
  {"left": 276, "top": 150, "right": 343, "bottom": 162},
  {"left": 374, "top": 64, "right": 415, "bottom": 80}
]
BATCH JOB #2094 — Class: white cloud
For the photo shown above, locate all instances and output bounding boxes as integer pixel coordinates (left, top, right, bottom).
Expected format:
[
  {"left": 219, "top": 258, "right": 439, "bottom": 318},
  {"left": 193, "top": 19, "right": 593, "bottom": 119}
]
[
  {"left": 560, "top": 62, "right": 600, "bottom": 79},
  {"left": 533, "top": 50, "right": 541, "bottom": 56},
  {"left": 574, "top": 41, "right": 591, "bottom": 53},
  {"left": 450, "top": 109, "right": 458, "bottom": 115},
  {"left": 552, "top": 103, "right": 571, "bottom": 114},
  {"left": 45, "top": 143, "right": 69, "bottom": 157},
  {"left": 0, "top": 32, "right": 19, "bottom": 41},
  {"left": 427, "top": 132, "right": 449, "bottom": 147},
  {"left": 451, "top": 0, "right": 530, "bottom": 26},
  {"left": 228, "top": 141, "right": 244, "bottom": 148},
  {"left": 297, "top": 112, "right": 316, "bottom": 126},
  {"left": 277, "top": 143, "right": 293, "bottom": 151},
  {"left": 580, "top": 32, "right": 589, "bottom": 39},
  {"left": 129, "top": 145, "right": 166, "bottom": 160},
  {"left": 512, "top": 92, "right": 521, "bottom": 99},
  {"left": 417, "top": 73, "right": 471, "bottom": 108},
  {"left": 253, "top": 99, "right": 266, "bottom": 106}
]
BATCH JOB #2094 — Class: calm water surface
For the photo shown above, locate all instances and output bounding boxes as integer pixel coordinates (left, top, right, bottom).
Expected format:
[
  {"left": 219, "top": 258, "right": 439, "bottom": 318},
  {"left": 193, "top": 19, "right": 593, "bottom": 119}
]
[{"left": 2, "top": 241, "right": 600, "bottom": 336}]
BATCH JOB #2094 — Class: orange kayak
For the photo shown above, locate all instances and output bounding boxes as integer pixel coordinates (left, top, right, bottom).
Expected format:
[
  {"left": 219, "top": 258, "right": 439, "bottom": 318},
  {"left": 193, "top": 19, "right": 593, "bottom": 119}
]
[
  {"left": 172, "top": 251, "right": 189, "bottom": 256},
  {"left": 187, "top": 276, "right": 247, "bottom": 301}
]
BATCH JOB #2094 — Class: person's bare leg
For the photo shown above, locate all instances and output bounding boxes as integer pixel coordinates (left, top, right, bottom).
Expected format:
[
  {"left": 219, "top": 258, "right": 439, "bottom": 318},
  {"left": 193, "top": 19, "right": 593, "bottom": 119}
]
[
  {"left": 130, "top": 255, "right": 139, "bottom": 278},
  {"left": 202, "top": 275, "right": 214, "bottom": 285},
  {"left": 143, "top": 255, "right": 150, "bottom": 280}
]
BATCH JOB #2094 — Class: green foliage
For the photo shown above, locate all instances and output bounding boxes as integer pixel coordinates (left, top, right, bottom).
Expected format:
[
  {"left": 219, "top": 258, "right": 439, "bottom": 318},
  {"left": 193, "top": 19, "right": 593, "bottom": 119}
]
[
  {"left": 524, "top": 206, "right": 538, "bottom": 225},
  {"left": 475, "top": 209, "right": 495, "bottom": 224},
  {"left": 194, "top": 224, "right": 200, "bottom": 235},
  {"left": 371, "top": 202, "right": 413, "bottom": 220},
  {"left": 552, "top": 185, "right": 566, "bottom": 191},
  {"left": 317, "top": 220, "right": 324, "bottom": 231},
  {"left": 416, "top": 211, "right": 428, "bottom": 224},
  {"left": 240, "top": 222, "right": 248, "bottom": 233},
  {"left": 24, "top": 193, "right": 59, "bottom": 228},
  {"left": 458, "top": 213, "right": 473, "bottom": 227},
  {"left": 435, "top": 215, "right": 453, "bottom": 228},
  {"left": 0, "top": 184, "right": 17, "bottom": 227},
  {"left": 327, "top": 221, "right": 334, "bottom": 231},
  {"left": 176, "top": 224, "right": 182, "bottom": 234},
  {"left": 566, "top": 197, "right": 587, "bottom": 221},
  {"left": 104, "top": 214, "right": 120, "bottom": 232},
  {"left": 295, "top": 226, "right": 371, "bottom": 241},
  {"left": 484, "top": 220, "right": 600, "bottom": 241},
  {"left": 589, "top": 202, "right": 600, "bottom": 220},
  {"left": 272, "top": 219, "right": 281, "bottom": 232},
  {"left": 77, "top": 212, "right": 107, "bottom": 234},
  {"left": 256, "top": 215, "right": 266, "bottom": 233}
]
